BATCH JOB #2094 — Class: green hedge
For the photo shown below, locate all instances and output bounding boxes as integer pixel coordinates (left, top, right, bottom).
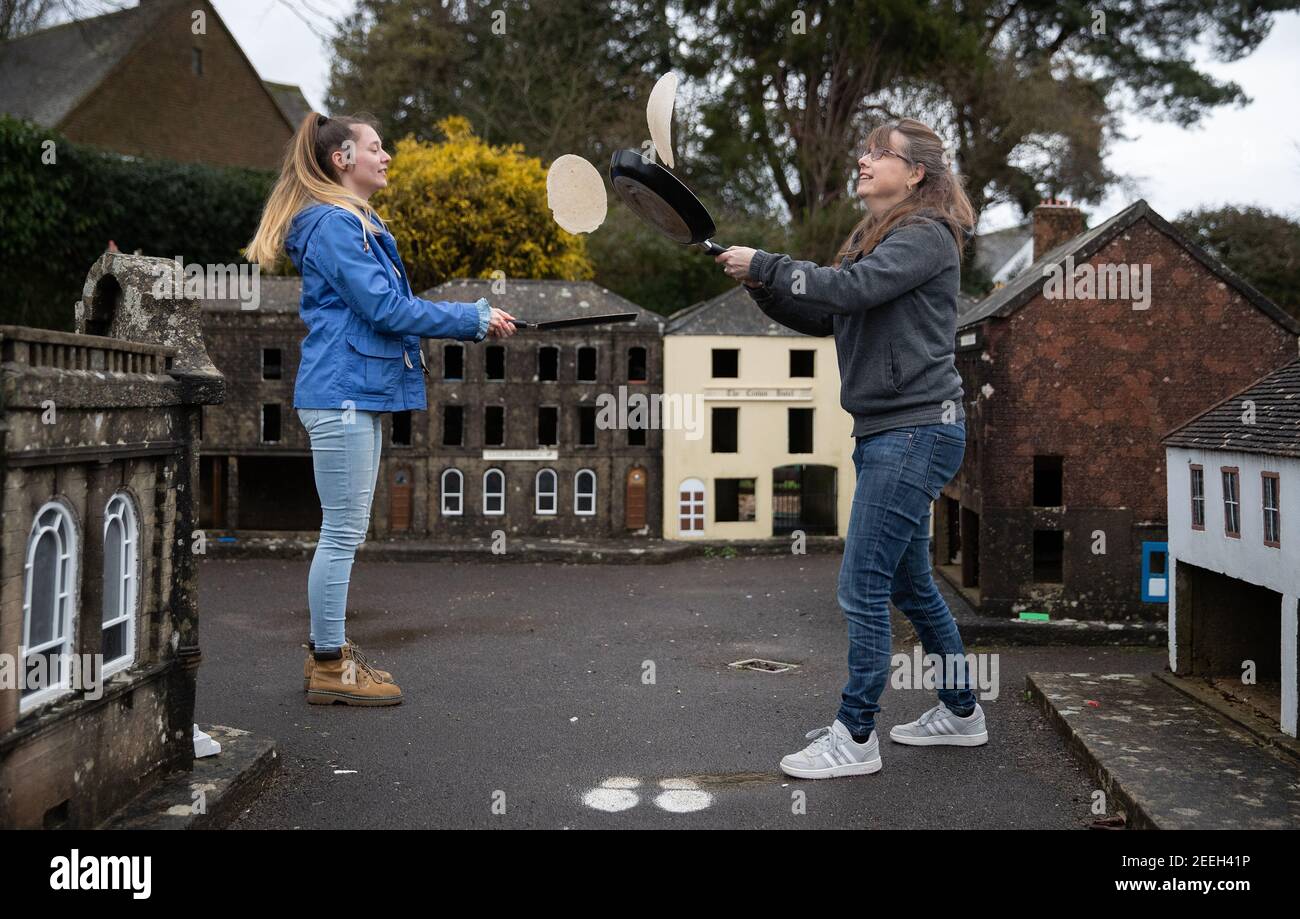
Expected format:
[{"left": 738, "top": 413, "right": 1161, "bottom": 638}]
[{"left": 0, "top": 116, "right": 275, "bottom": 331}]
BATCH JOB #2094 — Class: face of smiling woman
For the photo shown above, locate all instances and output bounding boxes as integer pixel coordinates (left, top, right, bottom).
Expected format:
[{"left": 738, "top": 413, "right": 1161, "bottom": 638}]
[
  {"left": 333, "top": 123, "right": 391, "bottom": 201},
  {"left": 855, "top": 129, "right": 924, "bottom": 216}
]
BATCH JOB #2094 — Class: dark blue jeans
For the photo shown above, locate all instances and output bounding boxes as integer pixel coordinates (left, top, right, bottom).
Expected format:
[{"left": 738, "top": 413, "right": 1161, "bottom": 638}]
[{"left": 836, "top": 422, "right": 977, "bottom": 736}]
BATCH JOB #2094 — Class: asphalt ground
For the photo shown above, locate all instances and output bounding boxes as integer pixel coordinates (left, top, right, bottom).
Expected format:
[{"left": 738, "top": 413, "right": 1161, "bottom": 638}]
[{"left": 195, "top": 553, "right": 1168, "bottom": 829}]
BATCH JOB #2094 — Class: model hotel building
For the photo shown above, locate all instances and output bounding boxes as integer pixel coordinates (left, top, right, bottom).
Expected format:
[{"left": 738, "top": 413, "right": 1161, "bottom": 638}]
[{"left": 662, "top": 288, "right": 854, "bottom": 539}]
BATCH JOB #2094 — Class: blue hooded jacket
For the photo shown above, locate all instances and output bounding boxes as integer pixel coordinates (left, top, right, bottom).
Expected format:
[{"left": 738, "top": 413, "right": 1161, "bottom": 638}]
[{"left": 284, "top": 203, "right": 491, "bottom": 413}]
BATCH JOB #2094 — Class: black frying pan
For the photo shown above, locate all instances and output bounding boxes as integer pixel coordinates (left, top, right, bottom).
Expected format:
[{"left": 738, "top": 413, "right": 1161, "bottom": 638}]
[
  {"left": 509, "top": 312, "right": 638, "bottom": 330},
  {"left": 609, "top": 149, "right": 728, "bottom": 255}
]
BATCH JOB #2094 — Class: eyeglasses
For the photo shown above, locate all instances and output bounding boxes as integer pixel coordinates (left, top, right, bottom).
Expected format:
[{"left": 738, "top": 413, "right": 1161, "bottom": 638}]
[{"left": 860, "top": 147, "right": 913, "bottom": 165}]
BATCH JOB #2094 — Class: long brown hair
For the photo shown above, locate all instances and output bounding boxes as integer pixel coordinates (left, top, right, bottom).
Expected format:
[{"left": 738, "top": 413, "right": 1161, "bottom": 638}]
[
  {"left": 246, "top": 112, "right": 385, "bottom": 265},
  {"left": 835, "top": 118, "right": 975, "bottom": 264}
]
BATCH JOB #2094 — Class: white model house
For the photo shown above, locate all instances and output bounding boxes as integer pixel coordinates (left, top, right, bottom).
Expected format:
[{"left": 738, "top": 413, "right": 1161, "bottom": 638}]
[{"left": 1162, "top": 357, "right": 1299, "bottom": 737}]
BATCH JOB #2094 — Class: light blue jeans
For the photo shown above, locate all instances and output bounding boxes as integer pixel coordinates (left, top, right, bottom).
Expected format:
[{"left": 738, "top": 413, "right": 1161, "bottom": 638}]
[{"left": 297, "top": 407, "right": 382, "bottom": 651}]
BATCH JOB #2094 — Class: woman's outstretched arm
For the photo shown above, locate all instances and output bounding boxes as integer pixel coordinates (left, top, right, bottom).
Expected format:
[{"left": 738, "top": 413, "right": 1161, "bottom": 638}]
[{"left": 308, "top": 208, "right": 490, "bottom": 341}]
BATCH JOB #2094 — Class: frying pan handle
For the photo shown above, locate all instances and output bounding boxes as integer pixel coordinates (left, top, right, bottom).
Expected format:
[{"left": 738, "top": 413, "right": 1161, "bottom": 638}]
[{"left": 698, "top": 240, "right": 729, "bottom": 256}]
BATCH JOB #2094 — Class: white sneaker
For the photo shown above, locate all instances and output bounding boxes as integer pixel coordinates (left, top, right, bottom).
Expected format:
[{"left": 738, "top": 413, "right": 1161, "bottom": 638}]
[
  {"left": 889, "top": 702, "right": 988, "bottom": 746},
  {"left": 779, "top": 720, "right": 882, "bottom": 779}
]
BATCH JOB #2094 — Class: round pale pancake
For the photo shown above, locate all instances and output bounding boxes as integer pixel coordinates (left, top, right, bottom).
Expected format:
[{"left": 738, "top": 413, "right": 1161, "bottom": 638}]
[
  {"left": 546, "top": 154, "right": 607, "bottom": 234},
  {"left": 646, "top": 72, "right": 678, "bottom": 169}
]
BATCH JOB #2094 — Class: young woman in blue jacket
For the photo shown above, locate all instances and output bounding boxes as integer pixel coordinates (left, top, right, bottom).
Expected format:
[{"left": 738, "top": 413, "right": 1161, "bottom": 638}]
[{"left": 248, "top": 112, "right": 517, "bottom": 706}]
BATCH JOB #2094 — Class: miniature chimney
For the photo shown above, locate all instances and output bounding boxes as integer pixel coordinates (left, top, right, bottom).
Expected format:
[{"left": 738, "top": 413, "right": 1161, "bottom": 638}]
[{"left": 1033, "top": 198, "right": 1084, "bottom": 260}]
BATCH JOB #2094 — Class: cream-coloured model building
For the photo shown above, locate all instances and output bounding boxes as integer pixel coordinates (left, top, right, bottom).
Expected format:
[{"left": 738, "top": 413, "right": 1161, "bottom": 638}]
[{"left": 663, "top": 288, "right": 855, "bottom": 540}]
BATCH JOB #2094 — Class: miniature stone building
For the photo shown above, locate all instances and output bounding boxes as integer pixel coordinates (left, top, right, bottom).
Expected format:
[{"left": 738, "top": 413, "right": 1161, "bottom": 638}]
[{"left": 0, "top": 253, "right": 223, "bottom": 827}]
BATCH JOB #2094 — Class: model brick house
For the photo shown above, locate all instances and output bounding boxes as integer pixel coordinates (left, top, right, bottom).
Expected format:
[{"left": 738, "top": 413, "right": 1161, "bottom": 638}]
[
  {"left": 0, "top": 0, "right": 310, "bottom": 169},
  {"left": 935, "top": 199, "right": 1299, "bottom": 620},
  {"left": 0, "top": 253, "right": 224, "bottom": 827},
  {"left": 423, "top": 279, "right": 664, "bottom": 539},
  {"left": 198, "top": 277, "right": 321, "bottom": 533},
  {"left": 200, "top": 277, "right": 665, "bottom": 540}
]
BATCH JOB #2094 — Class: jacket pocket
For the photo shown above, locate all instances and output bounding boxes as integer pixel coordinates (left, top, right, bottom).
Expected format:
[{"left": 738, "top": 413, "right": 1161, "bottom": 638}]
[
  {"left": 346, "top": 330, "right": 403, "bottom": 395},
  {"left": 887, "top": 341, "right": 905, "bottom": 394}
]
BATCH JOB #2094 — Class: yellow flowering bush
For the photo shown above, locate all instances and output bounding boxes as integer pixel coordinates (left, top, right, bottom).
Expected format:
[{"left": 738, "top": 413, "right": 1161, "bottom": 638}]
[{"left": 373, "top": 116, "right": 594, "bottom": 292}]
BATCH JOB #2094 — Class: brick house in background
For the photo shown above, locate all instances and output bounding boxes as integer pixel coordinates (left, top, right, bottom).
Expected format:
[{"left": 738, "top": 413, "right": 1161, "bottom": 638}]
[
  {"left": 200, "top": 277, "right": 665, "bottom": 540},
  {"left": 423, "top": 279, "right": 664, "bottom": 539},
  {"left": 0, "top": 0, "right": 311, "bottom": 169},
  {"left": 935, "top": 199, "right": 1299, "bottom": 620},
  {"left": 198, "top": 277, "right": 321, "bottom": 533}
]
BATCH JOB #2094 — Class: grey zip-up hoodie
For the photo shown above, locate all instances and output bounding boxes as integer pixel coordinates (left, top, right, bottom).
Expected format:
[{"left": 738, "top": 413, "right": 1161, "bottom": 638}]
[{"left": 745, "top": 210, "right": 966, "bottom": 438}]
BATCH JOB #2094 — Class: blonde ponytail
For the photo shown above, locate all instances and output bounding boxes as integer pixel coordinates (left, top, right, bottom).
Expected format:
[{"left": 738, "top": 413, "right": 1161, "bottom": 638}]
[{"left": 247, "top": 112, "right": 385, "bottom": 265}]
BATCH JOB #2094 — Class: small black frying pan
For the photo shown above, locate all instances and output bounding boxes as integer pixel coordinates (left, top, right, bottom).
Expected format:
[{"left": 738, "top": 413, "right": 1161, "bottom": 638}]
[
  {"left": 509, "top": 312, "right": 638, "bottom": 330},
  {"left": 609, "top": 150, "right": 728, "bottom": 255}
]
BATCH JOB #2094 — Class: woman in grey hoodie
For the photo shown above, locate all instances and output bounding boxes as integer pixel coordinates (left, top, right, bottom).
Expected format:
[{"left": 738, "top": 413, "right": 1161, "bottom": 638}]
[{"left": 715, "top": 118, "right": 988, "bottom": 778}]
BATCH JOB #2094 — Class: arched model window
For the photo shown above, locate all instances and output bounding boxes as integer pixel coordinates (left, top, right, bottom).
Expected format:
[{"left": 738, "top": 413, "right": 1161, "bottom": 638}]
[
  {"left": 536, "top": 468, "right": 558, "bottom": 515},
  {"left": 574, "top": 469, "right": 597, "bottom": 516},
  {"left": 102, "top": 493, "right": 138, "bottom": 676},
  {"left": 483, "top": 468, "right": 505, "bottom": 516},
  {"left": 678, "top": 478, "right": 706, "bottom": 535},
  {"left": 441, "top": 468, "right": 464, "bottom": 516},
  {"left": 21, "top": 501, "right": 79, "bottom": 712}
]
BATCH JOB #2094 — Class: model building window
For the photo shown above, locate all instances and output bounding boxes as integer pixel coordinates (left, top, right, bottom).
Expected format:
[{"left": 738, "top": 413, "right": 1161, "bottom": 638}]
[
  {"left": 538, "top": 406, "right": 558, "bottom": 445},
  {"left": 715, "top": 478, "right": 757, "bottom": 523},
  {"left": 1190, "top": 465, "right": 1204, "bottom": 529},
  {"left": 578, "top": 405, "right": 597, "bottom": 446},
  {"left": 21, "top": 501, "right": 78, "bottom": 712},
  {"left": 538, "top": 346, "right": 559, "bottom": 382},
  {"left": 788, "top": 408, "right": 814, "bottom": 453},
  {"left": 392, "top": 410, "right": 412, "bottom": 445},
  {"left": 261, "top": 347, "right": 282, "bottom": 380},
  {"left": 628, "top": 423, "right": 647, "bottom": 446},
  {"left": 627, "top": 346, "right": 647, "bottom": 383},
  {"left": 712, "top": 407, "right": 738, "bottom": 453},
  {"left": 1032, "top": 455, "right": 1063, "bottom": 506},
  {"left": 442, "top": 405, "right": 464, "bottom": 446},
  {"left": 101, "top": 493, "right": 138, "bottom": 676},
  {"left": 484, "top": 406, "right": 505, "bottom": 446},
  {"left": 790, "top": 349, "right": 815, "bottom": 377},
  {"left": 712, "top": 349, "right": 739, "bottom": 378},
  {"left": 1032, "top": 530, "right": 1063, "bottom": 582},
  {"left": 1263, "top": 472, "right": 1280, "bottom": 547},
  {"left": 536, "top": 468, "right": 558, "bottom": 515},
  {"left": 441, "top": 468, "right": 463, "bottom": 516},
  {"left": 261, "top": 403, "right": 281, "bottom": 443},
  {"left": 1221, "top": 467, "right": 1240, "bottom": 537},
  {"left": 444, "top": 344, "right": 464, "bottom": 380},
  {"left": 485, "top": 346, "right": 506, "bottom": 381},
  {"left": 192, "top": 47, "right": 203, "bottom": 76},
  {"left": 483, "top": 468, "right": 505, "bottom": 515},
  {"left": 577, "top": 346, "right": 597, "bottom": 382},
  {"left": 574, "top": 469, "right": 597, "bottom": 515},
  {"left": 678, "top": 478, "right": 705, "bottom": 533}
]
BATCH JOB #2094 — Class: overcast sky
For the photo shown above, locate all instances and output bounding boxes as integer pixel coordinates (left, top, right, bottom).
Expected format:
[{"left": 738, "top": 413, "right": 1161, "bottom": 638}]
[{"left": 212, "top": 0, "right": 1300, "bottom": 231}]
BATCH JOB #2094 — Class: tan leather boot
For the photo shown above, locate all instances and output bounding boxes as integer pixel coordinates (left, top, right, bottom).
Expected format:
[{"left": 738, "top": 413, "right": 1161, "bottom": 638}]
[
  {"left": 305, "top": 640, "right": 392, "bottom": 688},
  {"left": 306, "top": 644, "right": 402, "bottom": 706}
]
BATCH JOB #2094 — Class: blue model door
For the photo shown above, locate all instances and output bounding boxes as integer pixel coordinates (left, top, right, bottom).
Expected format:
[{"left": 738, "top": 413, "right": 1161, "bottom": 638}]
[{"left": 1141, "top": 541, "right": 1169, "bottom": 603}]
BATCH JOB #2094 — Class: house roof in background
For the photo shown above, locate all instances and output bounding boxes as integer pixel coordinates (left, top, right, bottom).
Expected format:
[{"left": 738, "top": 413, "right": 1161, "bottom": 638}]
[
  {"left": 424, "top": 279, "right": 666, "bottom": 330},
  {"left": 0, "top": 1, "right": 170, "bottom": 127},
  {"left": 1162, "top": 358, "right": 1300, "bottom": 458},
  {"left": 957, "top": 200, "right": 1300, "bottom": 335},
  {"left": 666, "top": 286, "right": 813, "bottom": 337},
  {"left": 263, "top": 81, "right": 313, "bottom": 129},
  {"left": 0, "top": 0, "right": 310, "bottom": 135},
  {"left": 201, "top": 275, "right": 303, "bottom": 313},
  {"left": 973, "top": 220, "right": 1032, "bottom": 284}
]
